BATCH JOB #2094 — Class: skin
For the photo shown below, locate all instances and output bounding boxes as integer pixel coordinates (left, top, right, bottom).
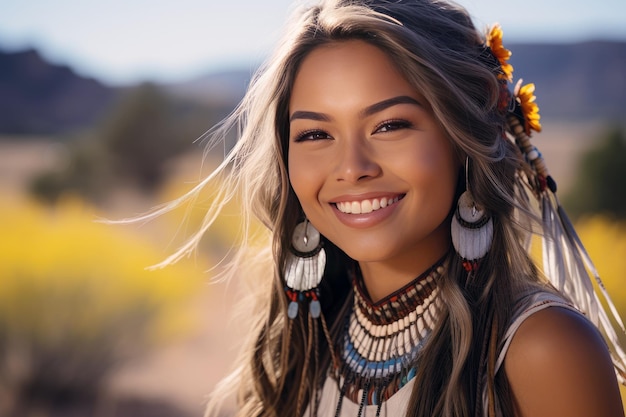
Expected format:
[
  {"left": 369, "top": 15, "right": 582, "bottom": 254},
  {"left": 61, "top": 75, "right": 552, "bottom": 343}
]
[
  {"left": 287, "top": 40, "right": 458, "bottom": 302},
  {"left": 287, "top": 39, "right": 625, "bottom": 415},
  {"left": 505, "top": 307, "right": 625, "bottom": 417}
]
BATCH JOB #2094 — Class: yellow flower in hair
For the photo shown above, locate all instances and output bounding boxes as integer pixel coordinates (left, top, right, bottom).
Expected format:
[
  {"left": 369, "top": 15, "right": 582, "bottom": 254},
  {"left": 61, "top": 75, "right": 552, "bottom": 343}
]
[
  {"left": 486, "top": 24, "right": 513, "bottom": 81},
  {"left": 516, "top": 82, "right": 542, "bottom": 134}
]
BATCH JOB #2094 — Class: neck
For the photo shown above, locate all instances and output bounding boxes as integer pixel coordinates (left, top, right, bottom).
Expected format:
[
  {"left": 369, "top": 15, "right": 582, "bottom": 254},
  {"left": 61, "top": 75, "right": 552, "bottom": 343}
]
[{"left": 358, "top": 227, "right": 451, "bottom": 302}]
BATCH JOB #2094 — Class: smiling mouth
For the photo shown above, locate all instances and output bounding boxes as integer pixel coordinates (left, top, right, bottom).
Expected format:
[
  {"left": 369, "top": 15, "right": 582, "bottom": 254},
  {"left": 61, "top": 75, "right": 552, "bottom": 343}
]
[{"left": 334, "top": 195, "right": 405, "bottom": 214}]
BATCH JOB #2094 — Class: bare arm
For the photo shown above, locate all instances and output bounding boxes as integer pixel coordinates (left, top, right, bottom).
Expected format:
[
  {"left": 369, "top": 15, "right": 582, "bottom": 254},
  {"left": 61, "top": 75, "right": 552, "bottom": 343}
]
[{"left": 504, "top": 306, "right": 624, "bottom": 417}]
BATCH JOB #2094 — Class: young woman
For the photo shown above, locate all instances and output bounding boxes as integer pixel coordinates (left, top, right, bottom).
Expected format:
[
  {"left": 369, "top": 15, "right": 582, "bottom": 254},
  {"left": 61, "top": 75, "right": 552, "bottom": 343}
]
[{"left": 145, "top": 0, "right": 626, "bottom": 415}]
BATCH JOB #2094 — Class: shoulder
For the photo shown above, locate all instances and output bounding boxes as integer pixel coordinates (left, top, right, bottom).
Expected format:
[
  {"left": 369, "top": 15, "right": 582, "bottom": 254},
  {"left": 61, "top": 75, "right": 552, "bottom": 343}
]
[{"left": 504, "top": 306, "right": 624, "bottom": 417}]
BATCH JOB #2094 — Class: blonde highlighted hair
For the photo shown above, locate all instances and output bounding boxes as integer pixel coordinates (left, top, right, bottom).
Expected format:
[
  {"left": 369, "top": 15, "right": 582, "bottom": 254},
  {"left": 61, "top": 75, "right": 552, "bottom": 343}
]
[{"left": 135, "top": 1, "right": 594, "bottom": 416}]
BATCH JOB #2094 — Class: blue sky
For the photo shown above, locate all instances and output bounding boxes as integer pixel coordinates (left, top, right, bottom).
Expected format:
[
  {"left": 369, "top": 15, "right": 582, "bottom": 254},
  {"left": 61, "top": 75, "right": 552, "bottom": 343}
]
[{"left": 1, "top": 0, "right": 625, "bottom": 86}]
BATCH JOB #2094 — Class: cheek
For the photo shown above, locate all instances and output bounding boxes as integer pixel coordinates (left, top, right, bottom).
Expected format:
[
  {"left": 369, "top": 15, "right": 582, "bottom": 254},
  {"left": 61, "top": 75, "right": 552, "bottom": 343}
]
[
  {"left": 399, "top": 139, "right": 457, "bottom": 184},
  {"left": 399, "top": 139, "right": 459, "bottom": 211},
  {"left": 288, "top": 150, "right": 319, "bottom": 206},
  {"left": 287, "top": 151, "right": 302, "bottom": 195}
]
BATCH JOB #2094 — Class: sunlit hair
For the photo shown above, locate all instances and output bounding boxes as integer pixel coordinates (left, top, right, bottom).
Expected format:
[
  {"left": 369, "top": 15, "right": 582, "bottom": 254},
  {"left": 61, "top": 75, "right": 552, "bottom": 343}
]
[{"left": 136, "top": 1, "right": 552, "bottom": 416}]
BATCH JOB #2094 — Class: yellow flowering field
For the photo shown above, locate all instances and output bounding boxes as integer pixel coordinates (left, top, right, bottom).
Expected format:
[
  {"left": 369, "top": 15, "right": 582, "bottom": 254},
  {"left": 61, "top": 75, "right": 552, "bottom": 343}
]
[
  {"left": 575, "top": 217, "right": 626, "bottom": 312},
  {"left": 0, "top": 196, "right": 206, "bottom": 406}
]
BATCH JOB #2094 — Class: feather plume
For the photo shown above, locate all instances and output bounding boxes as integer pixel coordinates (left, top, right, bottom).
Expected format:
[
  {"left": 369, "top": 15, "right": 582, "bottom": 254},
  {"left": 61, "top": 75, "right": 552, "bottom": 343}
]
[{"left": 541, "top": 191, "right": 626, "bottom": 381}]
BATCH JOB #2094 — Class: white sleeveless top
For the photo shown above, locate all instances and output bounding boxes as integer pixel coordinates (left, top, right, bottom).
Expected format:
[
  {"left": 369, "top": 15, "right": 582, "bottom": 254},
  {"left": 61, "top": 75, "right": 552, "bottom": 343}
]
[{"left": 313, "top": 291, "right": 578, "bottom": 417}]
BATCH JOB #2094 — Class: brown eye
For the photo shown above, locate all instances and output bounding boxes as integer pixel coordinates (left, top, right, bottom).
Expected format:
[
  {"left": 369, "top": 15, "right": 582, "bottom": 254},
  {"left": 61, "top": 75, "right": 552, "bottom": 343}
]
[
  {"left": 294, "top": 130, "right": 332, "bottom": 142},
  {"left": 374, "top": 119, "right": 412, "bottom": 133}
]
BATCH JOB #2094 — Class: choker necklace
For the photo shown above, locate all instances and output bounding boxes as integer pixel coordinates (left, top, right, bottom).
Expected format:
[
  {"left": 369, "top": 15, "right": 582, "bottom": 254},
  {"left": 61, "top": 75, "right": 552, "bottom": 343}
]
[{"left": 333, "top": 260, "right": 445, "bottom": 417}]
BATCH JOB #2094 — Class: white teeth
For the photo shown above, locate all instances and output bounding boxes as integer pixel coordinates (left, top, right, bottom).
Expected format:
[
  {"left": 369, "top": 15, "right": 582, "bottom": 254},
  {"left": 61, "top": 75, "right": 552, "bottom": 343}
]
[{"left": 336, "top": 196, "right": 401, "bottom": 214}]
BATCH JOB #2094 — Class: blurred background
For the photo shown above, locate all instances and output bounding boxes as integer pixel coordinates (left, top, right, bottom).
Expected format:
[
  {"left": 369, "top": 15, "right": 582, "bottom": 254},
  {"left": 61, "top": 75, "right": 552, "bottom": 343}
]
[{"left": 0, "top": 0, "right": 625, "bottom": 416}]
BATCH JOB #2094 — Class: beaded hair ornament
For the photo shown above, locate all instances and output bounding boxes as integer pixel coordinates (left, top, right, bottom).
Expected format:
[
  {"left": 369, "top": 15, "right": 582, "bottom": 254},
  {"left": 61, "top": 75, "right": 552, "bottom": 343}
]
[{"left": 486, "top": 24, "right": 626, "bottom": 382}]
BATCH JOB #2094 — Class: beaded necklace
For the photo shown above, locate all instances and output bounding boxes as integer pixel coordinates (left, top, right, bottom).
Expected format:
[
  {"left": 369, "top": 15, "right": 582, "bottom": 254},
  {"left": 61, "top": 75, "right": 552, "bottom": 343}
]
[{"left": 332, "top": 260, "right": 445, "bottom": 417}]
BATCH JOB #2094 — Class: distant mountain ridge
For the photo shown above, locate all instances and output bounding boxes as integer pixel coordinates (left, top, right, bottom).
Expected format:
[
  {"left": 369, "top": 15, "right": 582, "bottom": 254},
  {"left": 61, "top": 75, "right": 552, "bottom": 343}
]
[
  {"left": 0, "top": 49, "right": 117, "bottom": 135},
  {"left": 0, "top": 41, "right": 624, "bottom": 136},
  {"left": 509, "top": 41, "right": 626, "bottom": 121},
  {"left": 165, "top": 69, "right": 252, "bottom": 104}
]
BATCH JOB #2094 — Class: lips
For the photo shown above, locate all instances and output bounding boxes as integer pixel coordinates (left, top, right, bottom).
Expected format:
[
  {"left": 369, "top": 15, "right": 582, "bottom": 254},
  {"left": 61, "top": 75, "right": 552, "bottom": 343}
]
[{"left": 334, "top": 195, "right": 404, "bottom": 214}]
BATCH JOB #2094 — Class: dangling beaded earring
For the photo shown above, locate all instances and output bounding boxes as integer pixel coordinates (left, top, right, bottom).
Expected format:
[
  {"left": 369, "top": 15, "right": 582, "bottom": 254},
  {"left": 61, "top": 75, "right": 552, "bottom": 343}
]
[
  {"left": 284, "top": 219, "right": 326, "bottom": 319},
  {"left": 451, "top": 158, "right": 493, "bottom": 272}
]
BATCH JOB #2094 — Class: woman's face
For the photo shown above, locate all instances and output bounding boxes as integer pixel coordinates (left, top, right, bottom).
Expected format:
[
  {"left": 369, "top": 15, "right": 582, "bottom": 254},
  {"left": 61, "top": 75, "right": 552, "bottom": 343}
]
[{"left": 288, "top": 40, "right": 458, "bottom": 272}]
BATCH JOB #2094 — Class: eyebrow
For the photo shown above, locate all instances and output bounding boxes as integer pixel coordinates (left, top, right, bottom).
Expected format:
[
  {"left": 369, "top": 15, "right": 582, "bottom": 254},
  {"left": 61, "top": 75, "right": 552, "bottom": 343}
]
[
  {"left": 289, "top": 95, "right": 423, "bottom": 122},
  {"left": 360, "top": 95, "right": 422, "bottom": 117}
]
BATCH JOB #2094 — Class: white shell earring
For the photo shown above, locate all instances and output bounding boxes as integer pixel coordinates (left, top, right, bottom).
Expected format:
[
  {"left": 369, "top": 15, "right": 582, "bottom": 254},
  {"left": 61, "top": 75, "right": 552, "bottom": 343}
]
[
  {"left": 450, "top": 158, "right": 493, "bottom": 272},
  {"left": 284, "top": 219, "right": 326, "bottom": 319}
]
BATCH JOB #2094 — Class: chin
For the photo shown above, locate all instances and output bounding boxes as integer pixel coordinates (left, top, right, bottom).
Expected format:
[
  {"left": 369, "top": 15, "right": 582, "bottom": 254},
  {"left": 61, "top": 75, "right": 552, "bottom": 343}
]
[{"left": 340, "top": 246, "right": 395, "bottom": 263}]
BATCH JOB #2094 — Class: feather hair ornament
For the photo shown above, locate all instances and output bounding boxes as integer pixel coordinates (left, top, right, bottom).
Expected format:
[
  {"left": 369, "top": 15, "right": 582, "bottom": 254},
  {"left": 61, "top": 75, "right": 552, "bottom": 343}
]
[{"left": 488, "top": 23, "right": 626, "bottom": 382}]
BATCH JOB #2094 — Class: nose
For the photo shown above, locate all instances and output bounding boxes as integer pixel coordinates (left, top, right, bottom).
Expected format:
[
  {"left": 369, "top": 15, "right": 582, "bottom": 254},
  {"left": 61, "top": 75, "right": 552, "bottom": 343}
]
[{"left": 334, "top": 137, "right": 382, "bottom": 183}]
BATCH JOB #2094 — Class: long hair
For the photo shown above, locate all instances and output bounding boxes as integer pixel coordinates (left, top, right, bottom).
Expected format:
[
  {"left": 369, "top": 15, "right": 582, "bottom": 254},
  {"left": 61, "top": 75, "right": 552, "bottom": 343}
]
[{"left": 142, "top": 1, "right": 555, "bottom": 416}]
